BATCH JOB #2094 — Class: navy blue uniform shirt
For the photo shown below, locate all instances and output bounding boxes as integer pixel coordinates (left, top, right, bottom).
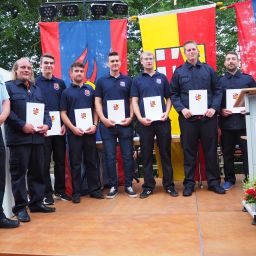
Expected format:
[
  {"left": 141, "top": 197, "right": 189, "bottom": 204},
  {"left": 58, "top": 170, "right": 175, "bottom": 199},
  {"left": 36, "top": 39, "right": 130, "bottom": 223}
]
[
  {"left": 95, "top": 73, "right": 132, "bottom": 118},
  {"left": 218, "top": 70, "right": 256, "bottom": 130},
  {"left": 60, "top": 83, "right": 95, "bottom": 135},
  {"left": 5, "top": 80, "right": 52, "bottom": 146},
  {"left": 130, "top": 71, "right": 170, "bottom": 117},
  {"left": 170, "top": 61, "right": 222, "bottom": 113},
  {"left": 35, "top": 75, "right": 66, "bottom": 111}
]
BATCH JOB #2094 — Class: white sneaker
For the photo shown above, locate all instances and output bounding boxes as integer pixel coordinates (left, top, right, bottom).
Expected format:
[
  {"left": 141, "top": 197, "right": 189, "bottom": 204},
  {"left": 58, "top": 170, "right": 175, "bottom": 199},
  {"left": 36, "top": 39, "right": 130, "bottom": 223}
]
[
  {"left": 106, "top": 187, "right": 118, "bottom": 199},
  {"left": 125, "top": 186, "right": 138, "bottom": 198}
]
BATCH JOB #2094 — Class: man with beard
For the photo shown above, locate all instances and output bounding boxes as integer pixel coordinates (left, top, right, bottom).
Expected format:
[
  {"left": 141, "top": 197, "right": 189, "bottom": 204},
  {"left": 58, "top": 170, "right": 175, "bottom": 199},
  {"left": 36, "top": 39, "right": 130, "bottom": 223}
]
[
  {"left": 5, "top": 58, "right": 55, "bottom": 223},
  {"left": 170, "top": 41, "right": 224, "bottom": 196},
  {"left": 60, "top": 62, "right": 103, "bottom": 203},
  {"left": 36, "top": 53, "right": 69, "bottom": 205},
  {"left": 218, "top": 51, "right": 256, "bottom": 190}
]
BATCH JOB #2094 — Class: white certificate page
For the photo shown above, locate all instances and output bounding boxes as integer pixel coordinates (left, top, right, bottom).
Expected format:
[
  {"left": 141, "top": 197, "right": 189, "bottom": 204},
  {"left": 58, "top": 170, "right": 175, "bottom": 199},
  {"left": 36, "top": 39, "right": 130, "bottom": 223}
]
[
  {"left": 74, "top": 108, "right": 93, "bottom": 132},
  {"left": 189, "top": 90, "right": 207, "bottom": 115},
  {"left": 226, "top": 89, "right": 245, "bottom": 113},
  {"left": 26, "top": 102, "right": 45, "bottom": 131},
  {"left": 143, "top": 96, "right": 163, "bottom": 121},
  {"left": 47, "top": 111, "right": 61, "bottom": 136},
  {"left": 107, "top": 99, "right": 125, "bottom": 124}
]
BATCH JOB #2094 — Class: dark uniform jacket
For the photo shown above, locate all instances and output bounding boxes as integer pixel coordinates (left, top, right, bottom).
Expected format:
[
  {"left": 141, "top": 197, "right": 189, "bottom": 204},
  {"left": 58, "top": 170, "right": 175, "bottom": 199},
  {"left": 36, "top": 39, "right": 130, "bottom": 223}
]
[
  {"left": 218, "top": 70, "right": 256, "bottom": 130},
  {"left": 170, "top": 61, "right": 222, "bottom": 114},
  {"left": 5, "top": 79, "right": 51, "bottom": 146}
]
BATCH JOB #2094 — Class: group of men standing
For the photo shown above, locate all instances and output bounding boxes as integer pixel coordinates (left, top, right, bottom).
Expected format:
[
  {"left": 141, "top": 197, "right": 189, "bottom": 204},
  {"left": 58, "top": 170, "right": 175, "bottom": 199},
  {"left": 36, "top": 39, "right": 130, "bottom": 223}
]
[
  {"left": 0, "top": 40, "right": 255, "bottom": 229},
  {"left": 171, "top": 41, "right": 255, "bottom": 196}
]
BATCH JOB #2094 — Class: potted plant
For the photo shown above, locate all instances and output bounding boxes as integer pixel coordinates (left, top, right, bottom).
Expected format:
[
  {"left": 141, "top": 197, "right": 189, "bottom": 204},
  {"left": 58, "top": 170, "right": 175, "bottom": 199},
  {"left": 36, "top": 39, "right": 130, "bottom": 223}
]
[{"left": 243, "top": 178, "right": 256, "bottom": 213}]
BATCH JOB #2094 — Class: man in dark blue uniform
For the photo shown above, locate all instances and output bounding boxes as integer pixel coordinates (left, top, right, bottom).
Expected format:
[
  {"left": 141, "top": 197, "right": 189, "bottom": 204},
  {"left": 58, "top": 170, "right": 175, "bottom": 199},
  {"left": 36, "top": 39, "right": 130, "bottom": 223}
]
[
  {"left": 0, "top": 81, "right": 19, "bottom": 228},
  {"left": 131, "top": 51, "right": 178, "bottom": 199},
  {"left": 60, "top": 62, "right": 103, "bottom": 203},
  {"left": 5, "top": 58, "right": 55, "bottom": 223},
  {"left": 219, "top": 51, "right": 256, "bottom": 190},
  {"left": 95, "top": 52, "right": 136, "bottom": 199},
  {"left": 36, "top": 53, "right": 69, "bottom": 205},
  {"left": 171, "top": 40, "right": 224, "bottom": 196}
]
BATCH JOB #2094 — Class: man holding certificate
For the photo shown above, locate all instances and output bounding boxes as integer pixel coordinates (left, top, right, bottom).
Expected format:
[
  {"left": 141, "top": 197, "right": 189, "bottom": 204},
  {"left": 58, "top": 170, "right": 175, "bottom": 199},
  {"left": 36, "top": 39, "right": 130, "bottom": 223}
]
[
  {"left": 5, "top": 58, "right": 55, "bottom": 223},
  {"left": 95, "top": 52, "right": 136, "bottom": 199},
  {"left": 171, "top": 41, "right": 224, "bottom": 196},
  {"left": 131, "top": 51, "right": 178, "bottom": 199},
  {"left": 60, "top": 62, "right": 103, "bottom": 203},
  {"left": 36, "top": 53, "right": 69, "bottom": 205},
  {"left": 218, "top": 51, "right": 256, "bottom": 190}
]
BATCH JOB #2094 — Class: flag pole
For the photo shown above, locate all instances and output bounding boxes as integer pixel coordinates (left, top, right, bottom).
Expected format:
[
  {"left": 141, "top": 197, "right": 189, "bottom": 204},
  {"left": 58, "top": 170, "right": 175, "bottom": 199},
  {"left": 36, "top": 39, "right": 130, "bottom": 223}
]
[{"left": 219, "top": 3, "right": 235, "bottom": 11}]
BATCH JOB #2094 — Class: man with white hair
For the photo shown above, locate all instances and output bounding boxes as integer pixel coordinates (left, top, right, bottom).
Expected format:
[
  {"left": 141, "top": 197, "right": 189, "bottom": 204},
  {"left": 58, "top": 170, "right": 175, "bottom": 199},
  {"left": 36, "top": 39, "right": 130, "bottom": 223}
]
[{"left": 5, "top": 58, "right": 55, "bottom": 223}]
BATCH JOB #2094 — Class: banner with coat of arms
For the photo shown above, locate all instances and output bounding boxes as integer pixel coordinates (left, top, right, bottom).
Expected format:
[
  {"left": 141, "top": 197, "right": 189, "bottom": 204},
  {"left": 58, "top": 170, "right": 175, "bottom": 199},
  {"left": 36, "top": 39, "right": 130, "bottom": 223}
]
[{"left": 139, "top": 3, "right": 216, "bottom": 135}]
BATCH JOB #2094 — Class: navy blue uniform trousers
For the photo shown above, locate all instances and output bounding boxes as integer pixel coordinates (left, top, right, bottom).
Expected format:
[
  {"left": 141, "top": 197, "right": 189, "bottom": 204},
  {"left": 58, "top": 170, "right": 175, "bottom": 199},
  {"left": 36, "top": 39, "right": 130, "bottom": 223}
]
[
  {"left": 43, "top": 136, "right": 66, "bottom": 196},
  {"left": 179, "top": 115, "right": 221, "bottom": 188},
  {"left": 221, "top": 129, "right": 248, "bottom": 184},
  {"left": 68, "top": 134, "right": 101, "bottom": 196},
  {"left": 138, "top": 120, "right": 175, "bottom": 190},
  {"left": 9, "top": 144, "right": 45, "bottom": 214},
  {"left": 99, "top": 123, "right": 134, "bottom": 188}
]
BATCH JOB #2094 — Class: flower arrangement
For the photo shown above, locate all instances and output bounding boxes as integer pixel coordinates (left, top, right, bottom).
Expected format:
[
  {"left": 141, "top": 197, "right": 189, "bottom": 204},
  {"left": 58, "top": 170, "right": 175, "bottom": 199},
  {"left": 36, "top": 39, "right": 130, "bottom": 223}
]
[{"left": 243, "top": 178, "right": 256, "bottom": 204}]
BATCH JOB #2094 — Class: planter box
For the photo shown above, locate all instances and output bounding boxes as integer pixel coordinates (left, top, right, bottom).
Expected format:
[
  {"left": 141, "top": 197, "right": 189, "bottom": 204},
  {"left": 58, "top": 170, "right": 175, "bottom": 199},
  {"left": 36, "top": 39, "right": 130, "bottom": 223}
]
[{"left": 242, "top": 200, "right": 256, "bottom": 225}]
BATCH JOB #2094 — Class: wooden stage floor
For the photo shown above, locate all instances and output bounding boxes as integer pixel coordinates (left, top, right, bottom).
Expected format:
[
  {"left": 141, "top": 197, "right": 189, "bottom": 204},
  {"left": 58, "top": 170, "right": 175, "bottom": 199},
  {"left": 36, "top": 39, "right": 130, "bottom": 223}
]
[{"left": 0, "top": 175, "right": 255, "bottom": 256}]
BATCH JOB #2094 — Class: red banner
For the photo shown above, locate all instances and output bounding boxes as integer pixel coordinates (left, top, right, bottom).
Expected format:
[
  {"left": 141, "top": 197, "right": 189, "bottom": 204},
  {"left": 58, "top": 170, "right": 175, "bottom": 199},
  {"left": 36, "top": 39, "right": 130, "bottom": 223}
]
[{"left": 233, "top": 0, "right": 256, "bottom": 79}]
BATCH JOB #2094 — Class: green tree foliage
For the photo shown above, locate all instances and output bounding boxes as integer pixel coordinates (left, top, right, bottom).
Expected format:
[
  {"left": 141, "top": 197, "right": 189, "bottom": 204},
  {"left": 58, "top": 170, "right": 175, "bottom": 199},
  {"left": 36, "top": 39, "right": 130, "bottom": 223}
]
[
  {"left": 216, "top": 1, "right": 240, "bottom": 75},
  {"left": 0, "top": 0, "right": 42, "bottom": 70},
  {"left": 0, "top": 0, "right": 243, "bottom": 76}
]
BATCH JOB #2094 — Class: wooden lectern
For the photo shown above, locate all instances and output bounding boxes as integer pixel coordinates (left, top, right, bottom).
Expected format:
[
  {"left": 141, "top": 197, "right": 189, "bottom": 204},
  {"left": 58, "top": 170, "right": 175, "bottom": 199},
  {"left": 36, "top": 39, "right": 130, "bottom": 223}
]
[{"left": 235, "top": 88, "right": 256, "bottom": 224}]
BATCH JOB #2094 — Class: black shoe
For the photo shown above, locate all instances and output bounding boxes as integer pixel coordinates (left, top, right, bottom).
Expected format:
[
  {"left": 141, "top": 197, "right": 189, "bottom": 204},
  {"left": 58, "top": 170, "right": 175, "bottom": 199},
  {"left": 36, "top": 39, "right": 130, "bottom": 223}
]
[
  {"left": 72, "top": 194, "right": 81, "bottom": 203},
  {"left": 106, "top": 187, "right": 118, "bottom": 199},
  {"left": 166, "top": 186, "right": 179, "bottom": 197},
  {"left": 0, "top": 217, "right": 20, "bottom": 228},
  {"left": 16, "top": 208, "right": 31, "bottom": 222},
  {"left": 43, "top": 195, "right": 54, "bottom": 205},
  {"left": 140, "top": 189, "right": 153, "bottom": 199},
  {"left": 183, "top": 187, "right": 194, "bottom": 197},
  {"left": 29, "top": 204, "right": 56, "bottom": 213},
  {"left": 90, "top": 191, "right": 104, "bottom": 199},
  {"left": 54, "top": 193, "right": 71, "bottom": 201},
  {"left": 208, "top": 185, "right": 225, "bottom": 194}
]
